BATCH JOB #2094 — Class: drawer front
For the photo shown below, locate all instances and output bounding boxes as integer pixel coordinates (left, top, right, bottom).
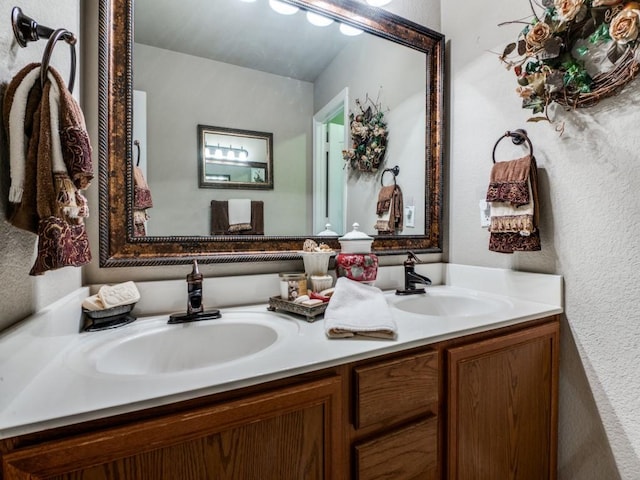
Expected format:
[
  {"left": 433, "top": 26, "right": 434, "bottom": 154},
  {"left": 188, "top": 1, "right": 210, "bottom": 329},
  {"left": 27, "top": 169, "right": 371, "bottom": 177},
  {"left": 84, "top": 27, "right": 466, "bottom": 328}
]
[
  {"left": 354, "top": 416, "right": 438, "bottom": 480},
  {"left": 354, "top": 350, "right": 438, "bottom": 429}
]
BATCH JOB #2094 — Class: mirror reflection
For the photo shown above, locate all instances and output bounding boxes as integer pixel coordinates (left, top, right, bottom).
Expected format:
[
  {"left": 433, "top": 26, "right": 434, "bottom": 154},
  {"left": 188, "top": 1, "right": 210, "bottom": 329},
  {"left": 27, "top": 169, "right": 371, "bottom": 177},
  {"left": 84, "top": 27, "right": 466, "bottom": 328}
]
[
  {"left": 197, "top": 125, "right": 273, "bottom": 191},
  {"left": 99, "top": 0, "right": 444, "bottom": 266},
  {"left": 133, "top": 0, "right": 426, "bottom": 238}
]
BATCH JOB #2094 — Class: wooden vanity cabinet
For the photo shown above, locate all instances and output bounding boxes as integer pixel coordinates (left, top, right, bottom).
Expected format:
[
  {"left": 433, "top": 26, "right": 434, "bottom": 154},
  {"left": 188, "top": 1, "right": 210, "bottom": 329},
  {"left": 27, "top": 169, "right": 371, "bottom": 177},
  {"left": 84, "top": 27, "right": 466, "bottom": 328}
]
[
  {"left": 446, "top": 321, "right": 559, "bottom": 480},
  {"left": 1, "top": 376, "right": 342, "bottom": 480},
  {"left": 350, "top": 350, "right": 440, "bottom": 480},
  {"left": 1, "top": 315, "right": 559, "bottom": 480}
]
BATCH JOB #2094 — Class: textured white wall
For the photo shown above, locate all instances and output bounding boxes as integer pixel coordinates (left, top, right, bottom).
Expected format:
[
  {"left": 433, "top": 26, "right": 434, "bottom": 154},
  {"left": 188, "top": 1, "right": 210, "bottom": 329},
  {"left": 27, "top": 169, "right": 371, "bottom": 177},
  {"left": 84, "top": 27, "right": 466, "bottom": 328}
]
[
  {"left": 0, "top": 0, "right": 82, "bottom": 331},
  {"left": 443, "top": 0, "right": 639, "bottom": 478}
]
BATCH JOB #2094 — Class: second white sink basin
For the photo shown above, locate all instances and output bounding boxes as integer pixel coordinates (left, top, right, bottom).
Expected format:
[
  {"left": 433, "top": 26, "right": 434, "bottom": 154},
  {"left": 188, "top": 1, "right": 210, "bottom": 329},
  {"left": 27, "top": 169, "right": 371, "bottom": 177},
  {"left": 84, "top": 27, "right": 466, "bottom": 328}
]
[
  {"left": 67, "top": 313, "right": 297, "bottom": 376},
  {"left": 391, "top": 290, "right": 512, "bottom": 317}
]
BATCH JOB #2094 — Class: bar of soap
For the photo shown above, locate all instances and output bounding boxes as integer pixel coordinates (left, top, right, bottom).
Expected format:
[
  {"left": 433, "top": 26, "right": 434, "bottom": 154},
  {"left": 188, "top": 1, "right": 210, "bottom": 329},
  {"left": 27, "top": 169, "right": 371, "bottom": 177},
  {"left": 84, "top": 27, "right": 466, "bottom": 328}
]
[
  {"left": 319, "top": 287, "right": 335, "bottom": 298},
  {"left": 97, "top": 281, "right": 140, "bottom": 308},
  {"left": 293, "top": 295, "right": 310, "bottom": 304},
  {"left": 82, "top": 294, "right": 105, "bottom": 311},
  {"left": 301, "top": 299, "right": 323, "bottom": 307}
]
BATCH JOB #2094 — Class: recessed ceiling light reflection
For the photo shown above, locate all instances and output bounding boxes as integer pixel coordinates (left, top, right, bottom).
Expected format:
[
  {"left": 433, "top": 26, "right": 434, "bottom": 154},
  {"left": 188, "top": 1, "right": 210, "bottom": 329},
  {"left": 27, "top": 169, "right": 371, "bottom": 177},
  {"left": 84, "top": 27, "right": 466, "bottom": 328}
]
[
  {"left": 238, "top": 0, "right": 257, "bottom": 3},
  {"left": 269, "top": 0, "right": 299, "bottom": 15},
  {"left": 366, "top": 0, "right": 392, "bottom": 6},
  {"left": 339, "top": 24, "right": 363, "bottom": 36},
  {"left": 306, "top": 11, "right": 334, "bottom": 27}
]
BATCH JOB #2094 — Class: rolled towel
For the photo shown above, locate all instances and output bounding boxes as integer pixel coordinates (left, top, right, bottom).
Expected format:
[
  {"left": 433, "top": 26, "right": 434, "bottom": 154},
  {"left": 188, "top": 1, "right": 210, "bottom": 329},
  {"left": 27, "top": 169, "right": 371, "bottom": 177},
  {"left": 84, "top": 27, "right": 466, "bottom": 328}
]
[{"left": 324, "top": 277, "right": 397, "bottom": 339}]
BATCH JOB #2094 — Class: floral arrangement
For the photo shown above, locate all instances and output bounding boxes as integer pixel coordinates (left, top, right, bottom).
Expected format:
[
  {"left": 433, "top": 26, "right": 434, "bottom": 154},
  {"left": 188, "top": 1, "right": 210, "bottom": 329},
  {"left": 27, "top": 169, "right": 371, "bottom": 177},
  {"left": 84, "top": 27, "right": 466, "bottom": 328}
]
[
  {"left": 342, "top": 96, "right": 388, "bottom": 173},
  {"left": 500, "top": 0, "right": 640, "bottom": 122}
]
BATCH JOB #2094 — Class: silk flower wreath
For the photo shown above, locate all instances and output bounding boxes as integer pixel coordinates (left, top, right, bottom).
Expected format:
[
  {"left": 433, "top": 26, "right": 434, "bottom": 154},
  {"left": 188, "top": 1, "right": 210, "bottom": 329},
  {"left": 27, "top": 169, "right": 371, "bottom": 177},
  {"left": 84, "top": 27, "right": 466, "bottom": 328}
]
[
  {"left": 500, "top": 0, "right": 640, "bottom": 126},
  {"left": 342, "top": 96, "right": 388, "bottom": 173}
]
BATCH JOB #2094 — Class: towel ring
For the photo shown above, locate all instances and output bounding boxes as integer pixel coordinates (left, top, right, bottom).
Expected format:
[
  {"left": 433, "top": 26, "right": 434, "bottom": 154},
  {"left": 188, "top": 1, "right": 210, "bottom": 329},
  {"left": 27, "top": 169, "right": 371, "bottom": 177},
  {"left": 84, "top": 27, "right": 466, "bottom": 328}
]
[
  {"left": 41, "top": 28, "right": 77, "bottom": 94},
  {"left": 381, "top": 165, "right": 400, "bottom": 186},
  {"left": 134, "top": 140, "right": 141, "bottom": 167},
  {"left": 492, "top": 129, "right": 533, "bottom": 163}
]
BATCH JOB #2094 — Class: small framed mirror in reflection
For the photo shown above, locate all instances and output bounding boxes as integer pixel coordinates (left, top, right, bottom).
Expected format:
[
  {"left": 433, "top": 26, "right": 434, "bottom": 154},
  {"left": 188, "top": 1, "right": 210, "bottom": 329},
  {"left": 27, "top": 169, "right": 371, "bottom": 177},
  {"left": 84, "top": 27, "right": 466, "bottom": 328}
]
[{"left": 197, "top": 125, "right": 273, "bottom": 190}]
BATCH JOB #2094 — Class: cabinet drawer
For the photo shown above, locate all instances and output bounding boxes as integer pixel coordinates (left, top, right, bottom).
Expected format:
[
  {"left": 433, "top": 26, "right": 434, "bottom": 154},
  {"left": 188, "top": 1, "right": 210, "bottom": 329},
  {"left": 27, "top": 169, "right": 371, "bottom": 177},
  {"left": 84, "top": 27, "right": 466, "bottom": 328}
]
[
  {"left": 354, "top": 416, "right": 438, "bottom": 480},
  {"left": 354, "top": 350, "right": 438, "bottom": 429}
]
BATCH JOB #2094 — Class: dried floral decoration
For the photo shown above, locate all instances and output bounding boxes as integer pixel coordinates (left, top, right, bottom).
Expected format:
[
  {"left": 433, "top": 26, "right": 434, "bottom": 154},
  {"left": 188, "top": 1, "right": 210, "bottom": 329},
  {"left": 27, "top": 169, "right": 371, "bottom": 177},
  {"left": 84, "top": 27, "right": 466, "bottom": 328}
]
[
  {"left": 500, "top": 0, "right": 640, "bottom": 123},
  {"left": 342, "top": 95, "right": 388, "bottom": 173}
]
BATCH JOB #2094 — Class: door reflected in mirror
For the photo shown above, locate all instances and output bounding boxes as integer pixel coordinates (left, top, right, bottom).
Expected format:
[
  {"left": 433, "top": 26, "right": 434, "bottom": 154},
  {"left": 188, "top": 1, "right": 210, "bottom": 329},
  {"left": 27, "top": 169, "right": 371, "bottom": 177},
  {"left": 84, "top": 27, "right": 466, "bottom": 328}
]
[{"left": 198, "top": 126, "right": 273, "bottom": 190}]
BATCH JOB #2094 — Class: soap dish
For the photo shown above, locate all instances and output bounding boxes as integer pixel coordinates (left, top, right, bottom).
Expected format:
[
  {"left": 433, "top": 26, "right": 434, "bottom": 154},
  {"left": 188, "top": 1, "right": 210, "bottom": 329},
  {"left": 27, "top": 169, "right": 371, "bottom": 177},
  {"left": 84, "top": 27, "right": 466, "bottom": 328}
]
[
  {"left": 82, "top": 303, "right": 137, "bottom": 332},
  {"left": 267, "top": 296, "right": 327, "bottom": 322}
]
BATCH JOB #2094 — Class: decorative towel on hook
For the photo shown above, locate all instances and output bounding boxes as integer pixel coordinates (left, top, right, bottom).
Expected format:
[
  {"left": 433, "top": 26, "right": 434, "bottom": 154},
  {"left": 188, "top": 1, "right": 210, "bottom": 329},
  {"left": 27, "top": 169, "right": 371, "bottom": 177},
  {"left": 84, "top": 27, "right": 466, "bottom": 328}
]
[
  {"left": 485, "top": 155, "right": 541, "bottom": 253},
  {"left": 133, "top": 150, "right": 153, "bottom": 237},
  {"left": 375, "top": 184, "right": 403, "bottom": 234},
  {"left": 3, "top": 63, "right": 93, "bottom": 274},
  {"left": 228, "top": 199, "right": 252, "bottom": 233}
]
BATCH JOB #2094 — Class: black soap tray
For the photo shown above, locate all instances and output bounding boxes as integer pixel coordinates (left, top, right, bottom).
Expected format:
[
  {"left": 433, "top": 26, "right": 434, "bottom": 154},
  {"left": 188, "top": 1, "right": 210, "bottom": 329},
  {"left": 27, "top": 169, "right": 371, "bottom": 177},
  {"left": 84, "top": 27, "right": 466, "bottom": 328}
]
[{"left": 82, "top": 303, "right": 137, "bottom": 332}]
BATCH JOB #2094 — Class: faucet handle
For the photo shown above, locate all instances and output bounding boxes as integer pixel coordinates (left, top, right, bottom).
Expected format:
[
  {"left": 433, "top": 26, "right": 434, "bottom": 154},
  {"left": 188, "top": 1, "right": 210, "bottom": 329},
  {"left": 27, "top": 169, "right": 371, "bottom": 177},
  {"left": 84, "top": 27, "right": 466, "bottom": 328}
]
[{"left": 405, "top": 251, "right": 421, "bottom": 265}]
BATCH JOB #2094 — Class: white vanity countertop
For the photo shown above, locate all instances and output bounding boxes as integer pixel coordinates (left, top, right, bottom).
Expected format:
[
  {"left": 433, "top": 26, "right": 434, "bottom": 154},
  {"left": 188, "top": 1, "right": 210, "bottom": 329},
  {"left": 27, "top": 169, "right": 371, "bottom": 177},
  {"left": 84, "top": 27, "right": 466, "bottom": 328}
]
[{"left": 0, "top": 264, "right": 563, "bottom": 439}]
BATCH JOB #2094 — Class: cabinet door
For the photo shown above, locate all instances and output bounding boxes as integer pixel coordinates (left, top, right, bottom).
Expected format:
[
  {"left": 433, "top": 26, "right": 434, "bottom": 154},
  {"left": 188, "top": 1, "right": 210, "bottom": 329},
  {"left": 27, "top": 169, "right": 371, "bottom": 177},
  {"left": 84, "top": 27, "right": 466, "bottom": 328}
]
[
  {"left": 354, "top": 416, "right": 438, "bottom": 480},
  {"left": 447, "top": 321, "right": 559, "bottom": 480},
  {"left": 2, "top": 376, "right": 342, "bottom": 480}
]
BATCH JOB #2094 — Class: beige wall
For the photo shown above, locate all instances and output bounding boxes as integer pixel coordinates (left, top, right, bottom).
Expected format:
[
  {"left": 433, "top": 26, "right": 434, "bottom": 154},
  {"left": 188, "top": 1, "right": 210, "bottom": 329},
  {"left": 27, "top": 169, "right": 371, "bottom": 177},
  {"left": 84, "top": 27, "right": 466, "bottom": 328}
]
[
  {"left": 134, "top": 43, "right": 313, "bottom": 237},
  {"left": 443, "top": 1, "right": 638, "bottom": 478},
  {"left": 0, "top": 0, "right": 81, "bottom": 331}
]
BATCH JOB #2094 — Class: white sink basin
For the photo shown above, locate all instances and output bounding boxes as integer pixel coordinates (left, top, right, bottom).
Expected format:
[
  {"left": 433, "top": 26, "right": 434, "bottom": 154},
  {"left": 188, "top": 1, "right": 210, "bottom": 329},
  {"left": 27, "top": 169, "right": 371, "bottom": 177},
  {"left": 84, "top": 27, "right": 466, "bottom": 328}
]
[
  {"left": 67, "top": 313, "right": 297, "bottom": 376},
  {"left": 391, "top": 290, "right": 512, "bottom": 317}
]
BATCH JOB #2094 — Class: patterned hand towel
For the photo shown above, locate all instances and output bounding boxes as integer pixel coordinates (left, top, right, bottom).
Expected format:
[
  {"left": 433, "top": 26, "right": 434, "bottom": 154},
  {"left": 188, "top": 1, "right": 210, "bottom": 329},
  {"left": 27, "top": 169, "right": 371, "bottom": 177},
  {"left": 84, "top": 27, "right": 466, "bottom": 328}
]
[
  {"left": 375, "top": 184, "right": 403, "bottom": 234},
  {"left": 29, "top": 77, "right": 91, "bottom": 275},
  {"left": 133, "top": 166, "right": 153, "bottom": 236},
  {"left": 48, "top": 68, "right": 93, "bottom": 190},
  {"left": 324, "top": 277, "right": 397, "bottom": 340},
  {"left": 486, "top": 155, "right": 541, "bottom": 253}
]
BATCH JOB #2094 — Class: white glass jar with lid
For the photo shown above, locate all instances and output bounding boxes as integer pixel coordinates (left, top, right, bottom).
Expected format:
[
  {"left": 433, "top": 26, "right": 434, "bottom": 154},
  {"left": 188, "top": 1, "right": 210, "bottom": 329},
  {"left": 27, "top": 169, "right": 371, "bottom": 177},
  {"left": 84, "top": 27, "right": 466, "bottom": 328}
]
[{"left": 336, "top": 223, "right": 378, "bottom": 284}]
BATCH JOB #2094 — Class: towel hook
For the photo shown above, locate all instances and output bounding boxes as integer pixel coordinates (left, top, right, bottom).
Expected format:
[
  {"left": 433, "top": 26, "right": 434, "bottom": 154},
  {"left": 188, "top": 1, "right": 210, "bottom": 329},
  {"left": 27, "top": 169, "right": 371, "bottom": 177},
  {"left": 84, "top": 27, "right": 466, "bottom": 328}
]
[
  {"left": 134, "top": 140, "right": 141, "bottom": 167},
  {"left": 11, "top": 7, "right": 77, "bottom": 93},
  {"left": 381, "top": 165, "right": 400, "bottom": 186},
  {"left": 492, "top": 129, "right": 533, "bottom": 163}
]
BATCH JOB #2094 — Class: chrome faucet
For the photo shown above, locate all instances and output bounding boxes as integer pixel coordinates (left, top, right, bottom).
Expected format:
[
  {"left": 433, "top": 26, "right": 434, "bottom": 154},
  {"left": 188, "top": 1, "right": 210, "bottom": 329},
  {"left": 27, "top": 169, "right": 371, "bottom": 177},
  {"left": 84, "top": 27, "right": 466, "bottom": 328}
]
[
  {"left": 169, "top": 260, "right": 222, "bottom": 324},
  {"left": 396, "top": 251, "right": 431, "bottom": 295}
]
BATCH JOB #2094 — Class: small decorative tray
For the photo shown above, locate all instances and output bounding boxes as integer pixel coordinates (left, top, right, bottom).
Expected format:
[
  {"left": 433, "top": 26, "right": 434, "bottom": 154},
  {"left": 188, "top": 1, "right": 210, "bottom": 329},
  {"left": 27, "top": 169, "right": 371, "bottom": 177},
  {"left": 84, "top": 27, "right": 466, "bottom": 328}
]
[
  {"left": 82, "top": 303, "right": 137, "bottom": 332},
  {"left": 267, "top": 296, "right": 328, "bottom": 322}
]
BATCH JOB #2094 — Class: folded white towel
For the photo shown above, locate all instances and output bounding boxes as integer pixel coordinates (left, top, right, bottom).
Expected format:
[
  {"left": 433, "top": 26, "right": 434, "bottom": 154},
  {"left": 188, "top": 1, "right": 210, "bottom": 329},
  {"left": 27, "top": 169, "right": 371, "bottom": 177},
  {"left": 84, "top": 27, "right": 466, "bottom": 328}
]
[
  {"left": 324, "top": 277, "right": 397, "bottom": 339},
  {"left": 228, "top": 199, "right": 251, "bottom": 226}
]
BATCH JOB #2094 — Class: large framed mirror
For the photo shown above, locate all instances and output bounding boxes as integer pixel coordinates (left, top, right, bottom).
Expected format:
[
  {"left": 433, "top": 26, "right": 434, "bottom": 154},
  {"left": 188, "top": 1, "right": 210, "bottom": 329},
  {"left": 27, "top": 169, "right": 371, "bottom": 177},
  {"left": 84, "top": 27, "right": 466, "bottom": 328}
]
[{"left": 98, "top": 0, "right": 444, "bottom": 266}]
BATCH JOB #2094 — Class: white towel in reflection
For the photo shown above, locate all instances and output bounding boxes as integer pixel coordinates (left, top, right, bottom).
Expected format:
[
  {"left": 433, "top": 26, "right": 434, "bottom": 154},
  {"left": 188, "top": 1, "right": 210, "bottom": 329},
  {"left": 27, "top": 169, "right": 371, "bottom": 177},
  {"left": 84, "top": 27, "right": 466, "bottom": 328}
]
[
  {"left": 324, "top": 277, "right": 397, "bottom": 340},
  {"left": 228, "top": 199, "right": 251, "bottom": 226}
]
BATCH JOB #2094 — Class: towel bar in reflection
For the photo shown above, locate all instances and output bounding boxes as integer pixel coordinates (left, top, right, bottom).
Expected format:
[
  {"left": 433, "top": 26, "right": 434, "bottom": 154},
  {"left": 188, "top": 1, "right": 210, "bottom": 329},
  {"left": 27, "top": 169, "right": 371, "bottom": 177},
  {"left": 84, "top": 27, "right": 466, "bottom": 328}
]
[{"left": 381, "top": 165, "right": 400, "bottom": 186}]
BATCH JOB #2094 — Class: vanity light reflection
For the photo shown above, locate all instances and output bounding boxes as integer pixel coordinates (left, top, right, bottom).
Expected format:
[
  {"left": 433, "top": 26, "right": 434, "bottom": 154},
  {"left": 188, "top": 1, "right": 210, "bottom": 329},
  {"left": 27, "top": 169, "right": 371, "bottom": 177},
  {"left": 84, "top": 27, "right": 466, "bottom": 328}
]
[{"left": 206, "top": 145, "right": 249, "bottom": 161}]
